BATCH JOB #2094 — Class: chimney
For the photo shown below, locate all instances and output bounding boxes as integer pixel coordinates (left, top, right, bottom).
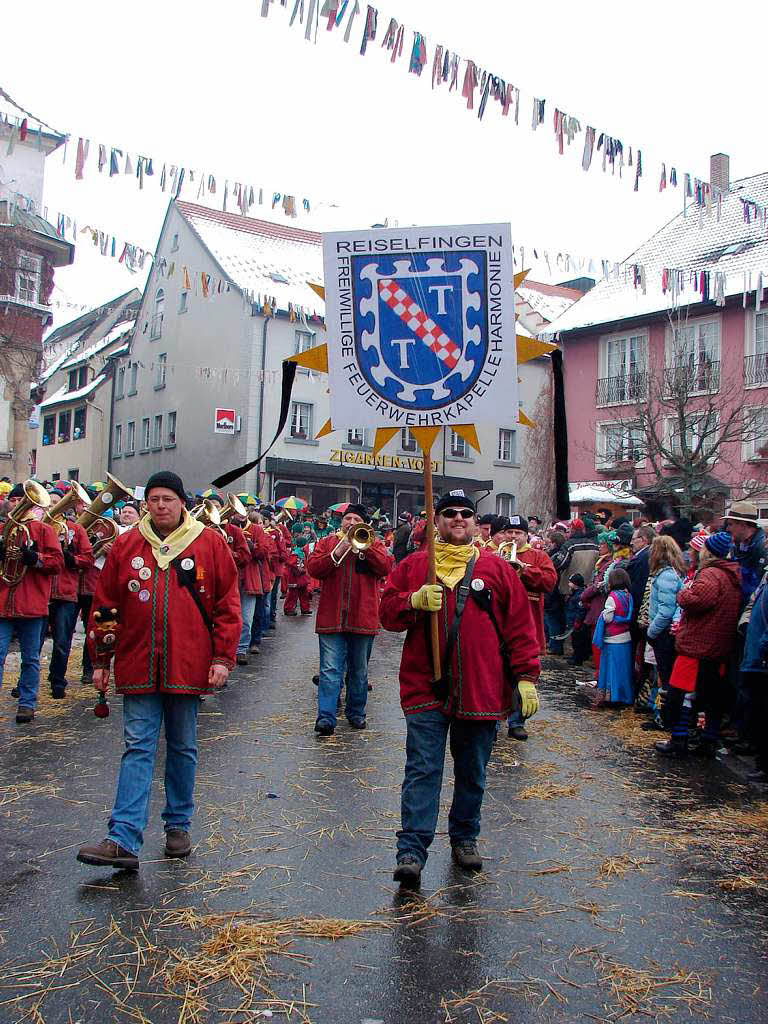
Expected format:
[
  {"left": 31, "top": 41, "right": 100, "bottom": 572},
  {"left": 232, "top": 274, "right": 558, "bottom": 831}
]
[{"left": 710, "top": 152, "right": 730, "bottom": 193}]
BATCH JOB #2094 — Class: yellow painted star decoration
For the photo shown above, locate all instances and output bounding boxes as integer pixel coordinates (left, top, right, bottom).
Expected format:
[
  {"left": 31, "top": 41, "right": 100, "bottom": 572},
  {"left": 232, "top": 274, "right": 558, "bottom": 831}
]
[{"left": 291, "top": 271, "right": 556, "bottom": 457}]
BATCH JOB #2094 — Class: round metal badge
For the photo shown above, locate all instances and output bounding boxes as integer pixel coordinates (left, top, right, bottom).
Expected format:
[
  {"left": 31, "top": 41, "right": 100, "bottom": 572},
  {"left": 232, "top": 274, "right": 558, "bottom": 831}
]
[
  {"left": 138, "top": 589, "right": 151, "bottom": 602},
  {"left": 181, "top": 558, "right": 194, "bottom": 571},
  {"left": 138, "top": 566, "right": 152, "bottom": 581},
  {"left": 160, "top": 545, "right": 170, "bottom": 555},
  {"left": 471, "top": 578, "right": 485, "bottom": 591},
  {"left": 130, "top": 556, "right": 144, "bottom": 570},
  {"left": 128, "top": 580, "right": 141, "bottom": 593},
  {"left": 102, "top": 492, "right": 113, "bottom": 504}
]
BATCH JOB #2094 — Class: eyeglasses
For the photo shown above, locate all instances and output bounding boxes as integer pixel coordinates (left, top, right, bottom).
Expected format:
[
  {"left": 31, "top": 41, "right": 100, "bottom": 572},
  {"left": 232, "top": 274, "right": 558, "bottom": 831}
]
[{"left": 440, "top": 508, "right": 474, "bottom": 520}]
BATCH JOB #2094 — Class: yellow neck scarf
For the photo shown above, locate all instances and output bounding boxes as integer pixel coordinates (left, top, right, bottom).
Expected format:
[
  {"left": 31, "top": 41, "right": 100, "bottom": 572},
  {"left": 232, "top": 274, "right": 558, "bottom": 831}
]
[
  {"left": 516, "top": 542, "right": 530, "bottom": 554},
  {"left": 434, "top": 540, "right": 476, "bottom": 590},
  {"left": 138, "top": 510, "right": 205, "bottom": 570}
]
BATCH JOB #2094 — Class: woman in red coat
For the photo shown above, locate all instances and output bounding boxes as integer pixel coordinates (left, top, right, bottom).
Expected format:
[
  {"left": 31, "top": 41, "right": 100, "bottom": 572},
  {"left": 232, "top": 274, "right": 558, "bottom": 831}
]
[{"left": 76, "top": 471, "right": 240, "bottom": 871}]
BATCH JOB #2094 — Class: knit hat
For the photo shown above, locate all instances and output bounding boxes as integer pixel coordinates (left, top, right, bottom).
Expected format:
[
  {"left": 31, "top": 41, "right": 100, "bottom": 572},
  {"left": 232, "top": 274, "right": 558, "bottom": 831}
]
[
  {"left": 344, "top": 502, "right": 370, "bottom": 523},
  {"left": 145, "top": 471, "right": 185, "bottom": 502},
  {"left": 489, "top": 515, "right": 510, "bottom": 536},
  {"left": 568, "top": 572, "right": 585, "bottom": 587},
  {"left": 8, "top": 483, "right": 24, "bottom": 500},
  {"left": 690, "top": 532, "right": 708, "bottom": 551},
  {"left": 615, "top": 523, "right": 634, "bottom": 545},
  {"left": 570, "top": 518, "right": 585, "bottom": 533},
  {"left": 598, "top": 530, "right": 618, "bottom": 545},
  {"left": 434, "top": 493, "right": 476, "bottom": 516},
  {"left": 704, "top": 531, "right": 732, "bottom": 559},
  {"left": 508, "top": 514, "right": 529, "bottom": 533},
  {"left": 724, "top": 500, "right": 758, "bottom": 526},
  {"left": 477, "top": 513, "right": 496, "bottom": 526}
]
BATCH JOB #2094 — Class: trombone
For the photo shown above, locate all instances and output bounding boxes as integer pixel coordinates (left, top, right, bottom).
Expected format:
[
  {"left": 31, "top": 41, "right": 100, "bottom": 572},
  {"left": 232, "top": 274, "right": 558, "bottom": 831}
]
[
  {"left": 330, "top": 522, "right": 375, "bottom": 566},
  {"left": 44, "top": 480, "right": 91, "bottom": 543},
  {"left": 1, "top": 479, "right": 51, "bottom": 584}
]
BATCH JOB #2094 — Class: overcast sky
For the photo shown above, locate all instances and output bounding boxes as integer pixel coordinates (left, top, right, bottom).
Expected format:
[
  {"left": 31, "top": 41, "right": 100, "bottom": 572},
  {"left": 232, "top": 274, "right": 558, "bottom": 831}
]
[{"left": 2, "top": 0, "right": 765, "bottom": 327}]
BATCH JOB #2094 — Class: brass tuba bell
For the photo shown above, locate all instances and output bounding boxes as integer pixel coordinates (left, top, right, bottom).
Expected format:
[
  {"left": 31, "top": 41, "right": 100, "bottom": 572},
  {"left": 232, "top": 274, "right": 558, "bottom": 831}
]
[
  {"left": 44, "top": 480, "right": 92, "bottom": 542},
  {"left": 1, "top": 479, "right": 51, "bottom": 584},
  {"left": 76, "top": 471, "right": 134, "bottom": 557}
]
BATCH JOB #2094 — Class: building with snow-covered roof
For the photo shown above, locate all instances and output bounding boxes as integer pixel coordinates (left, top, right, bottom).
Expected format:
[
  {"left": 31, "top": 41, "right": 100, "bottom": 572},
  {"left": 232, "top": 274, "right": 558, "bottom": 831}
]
[
  {"left": 113, "top": 200, "right": 581, "bottom": 519},
  {"left": 548, "top": 154, "right": 768, "bottom": 520},
  {"left": 32, "top": 290, "right": 139, "bottom": 483}
]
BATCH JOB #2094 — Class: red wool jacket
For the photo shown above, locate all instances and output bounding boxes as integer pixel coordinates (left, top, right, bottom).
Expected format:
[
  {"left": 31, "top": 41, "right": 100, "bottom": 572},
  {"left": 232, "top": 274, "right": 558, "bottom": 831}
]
[
  {"left": 305, "top": 533, "right": 392, "bottom": 634},
  {"left": 675, "top": 559, "right": 742, "bottom": 661},
  {"left": 223, "top": 523, "right": 250, "bottom": 576},
  {"left": 51, "top": 522, "right": 94, "bottom": 602},
  {"left": 242, "top": 523, "right": 269, "bottom": 596},
  {"left": 89, "top": 525, "right": 241, "bottom": 695},
  {"left": 380, "top": 549, "right": 541, "bottom": 720},
  {"left": 0, "top": 519, "right": 64, "bottom": 618}
]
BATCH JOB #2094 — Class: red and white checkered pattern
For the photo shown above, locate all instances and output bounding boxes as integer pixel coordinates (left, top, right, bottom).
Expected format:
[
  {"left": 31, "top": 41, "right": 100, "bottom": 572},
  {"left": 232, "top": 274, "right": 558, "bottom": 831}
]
[{"left": 378, "top": 279, "right": 461, "bottom": 371}]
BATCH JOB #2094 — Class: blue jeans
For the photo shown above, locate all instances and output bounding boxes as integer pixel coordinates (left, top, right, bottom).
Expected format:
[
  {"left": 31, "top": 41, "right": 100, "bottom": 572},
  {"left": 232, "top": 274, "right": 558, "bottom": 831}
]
[
  {"left": 270, "top": 577, "right": 281, "bottom": 621},
  {"left": 260, "top": 591, "right": 272, "bottom": 633},
  {"left": 317, "top": 632, "right": 371, "bottom": 727},
  {"left": 397, "top": 710, "right": 496, "bottom": 865},
  {"left": 45, "top": 599, "right": 79, "bottom": 691},
  {"left": 544, "top": 595, "right": 565, "bottom": 654},
  {"left": 239, "top": 591, "right": 258, "bottom": 655},
  {"left": 0, "top": 617, "right": 45, "bottom": 710},
  {"left": 108, "top": 693, "right": 200, "bottom": 855}
]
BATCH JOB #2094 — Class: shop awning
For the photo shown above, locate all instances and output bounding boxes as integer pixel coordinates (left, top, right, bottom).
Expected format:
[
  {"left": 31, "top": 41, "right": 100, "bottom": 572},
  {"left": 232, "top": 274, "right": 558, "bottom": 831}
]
[{"left": 265, "top": 456, "right": 493, "bottom": 494}]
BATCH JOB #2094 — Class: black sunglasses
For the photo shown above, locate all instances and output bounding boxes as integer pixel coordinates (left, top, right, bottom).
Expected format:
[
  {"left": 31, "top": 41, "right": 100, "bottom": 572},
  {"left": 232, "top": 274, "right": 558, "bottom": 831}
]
[{"left": 440, "top": 508, "right": 474, "bottom": 520}]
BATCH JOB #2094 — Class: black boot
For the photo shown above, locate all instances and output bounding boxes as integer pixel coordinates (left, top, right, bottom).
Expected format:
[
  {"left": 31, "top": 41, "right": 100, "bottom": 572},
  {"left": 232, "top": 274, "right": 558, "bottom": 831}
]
[
  {"left": 691, "top": 737, "right": 719, "bottom": 759},
  {"left": 655, "top": 736, "right": 688, "bottom": 757}
]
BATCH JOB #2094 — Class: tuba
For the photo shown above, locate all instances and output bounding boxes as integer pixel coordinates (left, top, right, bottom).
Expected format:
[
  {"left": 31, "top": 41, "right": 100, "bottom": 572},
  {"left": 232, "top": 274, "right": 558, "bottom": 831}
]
[
  {"left": 1, "top": 479, "right": 51, "bottom": 585},
  {"left": 219, "top": 492, "right": 247, "bottom": 526},
  {"left": 330, "top": 522, "right": 375, "bottom": 566},
  {"left": 76, "top": 472, "right": 134, "bottom": 557},
  {"left": 44, "top": 480, "right": 92, "bottom": 543},
  {"left": 191, "top": 499, "right": 226, "bottom": 538}
]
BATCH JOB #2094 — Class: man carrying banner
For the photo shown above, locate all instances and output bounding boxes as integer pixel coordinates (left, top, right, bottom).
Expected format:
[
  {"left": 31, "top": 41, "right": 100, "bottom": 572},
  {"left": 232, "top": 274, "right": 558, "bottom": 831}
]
[
  {"left": 305, "top": 503, "right": 392, "bottom": 735},
  {"left": 380, "top": 493, "right": 541, "bottom": 887}
]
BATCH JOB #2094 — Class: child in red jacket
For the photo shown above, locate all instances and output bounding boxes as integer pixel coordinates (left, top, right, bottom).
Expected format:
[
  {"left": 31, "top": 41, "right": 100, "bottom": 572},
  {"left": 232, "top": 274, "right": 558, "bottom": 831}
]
[{"left": 284, "top": 541, "right": 312, "bottom": 615}]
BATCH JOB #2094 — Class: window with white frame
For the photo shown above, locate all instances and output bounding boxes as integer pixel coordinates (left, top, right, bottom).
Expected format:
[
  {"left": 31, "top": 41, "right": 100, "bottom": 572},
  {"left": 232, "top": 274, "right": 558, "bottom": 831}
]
[
  {"left": 596, "top": 422, "right": 644, "bottom": 467},
  {"left": 114, "top": 423, "right": 122, "bottom": 456},
  {"left": 150, "top": 289, "right": 165, "bottom": 339},
  {"left": 347, "top": 428, "right": 365, "bottom": 447},
  {"left": 16, "top": 254, "right": 41, "bottom": 304},
  {"left": 665, "top": 412, "right": 718, "bottom": 461},
  {"left": 152, "top": 414, "right": 163, "bottom": 448},
  {"left": 116, "top": 364, "right": 126, "bottom": 399},
  {"left": 290, "top": 401, "right": 312, "bottom": 439},
  {"left": 401, "top": 428, "right": 417, "bottom": 453},
  {"left": 126, "top": 421, "right": 135, "bottom": 454},
  {"left": 597, "top": 333, "right": 648, "bottom": 405},
  {"left": 141, "top": 417, "right": 151, "bottom": 450},
  {"left": 497, "top": 428, "right": 516, "bottom": 463},
  {"left": 666, "top": 318, "right": 720, "bottom": 392},
  {"left": 743, "top": 406, "right": 768, "bottom": 461},
  {"left": 155, "top": 353, "right": 167, "bottom": 389},
  {"left": 496, "top": 493, "right": 515, "bottom": 517},
  {"left": 166, "top": 410, "right": 177, "bottom": 446},
  {"left": 450, "top": 430, "right": 468, "bottom": 458},
  {"left": 128, "top": 361, "right": 138, "bottom": 394},
  {"left": 745, "top": 311, "right": 768, "bottom": 387},
  {"left": 295, "top": 330, "right": 316, "bottom": 375}
]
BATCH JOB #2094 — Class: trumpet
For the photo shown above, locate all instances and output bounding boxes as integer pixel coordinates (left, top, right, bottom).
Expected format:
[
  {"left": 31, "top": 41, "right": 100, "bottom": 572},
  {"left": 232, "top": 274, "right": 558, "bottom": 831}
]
[
  {"left": 1, "top": 479, "right": 51, "bottom": 585},
  {"left": 330, "top": 522, "right": 375, "bottom": 566},
  {"left": 496, "top": 540, "right": 520, "bottom": 569},
  {"left": 44, "top": 480, "right": 91, "bottom": 543},
  {"left": 76, "top": 471, "right": 134, "bottom": 557}
]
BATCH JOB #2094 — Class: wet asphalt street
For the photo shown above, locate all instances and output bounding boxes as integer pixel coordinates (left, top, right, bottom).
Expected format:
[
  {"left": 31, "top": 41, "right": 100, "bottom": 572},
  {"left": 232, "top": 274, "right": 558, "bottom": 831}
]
[{"left": 0, "top": 608, "right": 766, "bottom": 1024}]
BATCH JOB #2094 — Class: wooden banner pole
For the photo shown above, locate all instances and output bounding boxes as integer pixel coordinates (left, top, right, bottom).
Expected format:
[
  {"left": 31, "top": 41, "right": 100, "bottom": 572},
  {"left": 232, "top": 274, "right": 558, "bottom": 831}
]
[{"left": 422, "top": 446, "right": 441, "bottom": 682}]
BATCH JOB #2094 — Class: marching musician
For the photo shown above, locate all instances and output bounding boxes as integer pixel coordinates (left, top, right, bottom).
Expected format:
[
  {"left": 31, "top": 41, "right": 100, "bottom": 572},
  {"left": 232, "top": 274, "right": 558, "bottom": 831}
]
[
  {"left": 380, "top": 494, "right": 540, "bottom": 886},
  {"left": 486, "top": 515, "right": 511, "bottom": 552},
  {"left": 237, "top": 509, "right": 270, "bottom": 663},
  {"left": 0, "top": 483, "right": 64, "bottom": 723},
  {"left": 45, "top": 492, "right": 94, "bottom": 699},
  {"left": 76, "top": 471, "right": 240, "bottom": 871},
  {"left": 475, "top": 513, "right": 495, "bottom": 549},
  {"left": 305, "top": 503, "right": 392, "bottom": 736}
]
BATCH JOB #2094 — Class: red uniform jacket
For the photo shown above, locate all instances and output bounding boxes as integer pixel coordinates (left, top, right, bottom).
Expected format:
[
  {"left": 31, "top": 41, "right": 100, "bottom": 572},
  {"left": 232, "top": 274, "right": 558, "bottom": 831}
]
[
  {"left": 286, "top": 553, "right": 310, "bottom": 588},
  {"left": 80, "top": 562, "right": 101, "bottom": 598},
  {"left": 223, "top": 523, "right": 250, "bottom": 576},
  {"left": 516, "top": 545, "right": 557, "bottom": 654},
  {"left": 380, "top": 549, "right": 540, "bottom": 720},
  {"left": 51, "top": 522, "right": 95, "bottom": 602},
  {"left": 242, "top": 523, "right": 269, "bottom": 595},
  {"left": 0, "top": 519, "right": 65, "bottom": 618},
  {"left": 89, "top": 526, "right": 241, "bottom": 695},
  {"left": 306, "top": 534, "right": 392, "bottom": 634}
]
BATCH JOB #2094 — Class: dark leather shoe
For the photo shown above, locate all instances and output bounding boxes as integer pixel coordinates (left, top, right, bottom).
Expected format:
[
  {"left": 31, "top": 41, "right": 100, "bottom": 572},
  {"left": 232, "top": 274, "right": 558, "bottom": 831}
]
[
  {"left": 10, "top": 686, "right": 19, "bottom": 698},
  {"left": 236, "top": 653, "right": 249, "bottom": 666},
  {"left": 77, "top": 838, "right": 138, "bottom": 870},
  {"left": 348, "top": 718, "right": 367, "bottom": 730},
  {"left": 51, "top": 687, "right": 66, "bottom": 699},
  {"left": 508, "top": 725, "right": 528, "bottom": 741},
  {"left": 314, "top": 719, "right": 334, "bottom": 736},
  {"left": 164, "top": 829, "right": 192, "bottom": 858},
  {"left": 451, "top": 842, "right": 483, "bottom": 871},
  {"left": 655, "top": 738, "right": 688, "bottom": 757},
  {"left": 15, "top": 707, "right": 34, "bottom": 724},
  {"left": 393, "top": 856, "right": 422, "bottom": 887}
]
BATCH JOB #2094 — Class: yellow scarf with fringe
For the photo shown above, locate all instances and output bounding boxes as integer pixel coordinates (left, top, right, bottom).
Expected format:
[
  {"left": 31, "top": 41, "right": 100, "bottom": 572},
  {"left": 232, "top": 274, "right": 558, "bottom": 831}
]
[
  {"left": 138, "top": 510, "right": 205, "bottom": 570},
  {"left": 434, "top": 540, "right": 476, "bottom": 590}
]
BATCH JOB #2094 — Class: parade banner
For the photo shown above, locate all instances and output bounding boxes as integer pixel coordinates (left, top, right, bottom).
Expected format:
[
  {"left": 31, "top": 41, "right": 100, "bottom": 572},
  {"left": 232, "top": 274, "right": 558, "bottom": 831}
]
[{"left": 322, "top": 224, "right": 516, "bottom": 429}]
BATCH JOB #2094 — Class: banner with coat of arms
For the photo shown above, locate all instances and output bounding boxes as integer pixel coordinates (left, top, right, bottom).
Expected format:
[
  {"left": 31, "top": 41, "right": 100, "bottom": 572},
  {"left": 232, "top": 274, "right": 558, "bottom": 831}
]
[{"left": 322, "top": 224, "right": 516, "bottom": 429}]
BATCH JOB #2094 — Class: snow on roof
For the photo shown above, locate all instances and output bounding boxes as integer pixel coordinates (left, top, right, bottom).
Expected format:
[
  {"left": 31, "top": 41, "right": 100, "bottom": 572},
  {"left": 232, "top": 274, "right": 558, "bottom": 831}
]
[
  {"left": 40, "top": 373, "right": 107, "bottom": 409},
  {"left": 40, "top": 328, "right": 90, "bottom": 383},
  {"left": 547, "top": 171, "right": 768, "bottom": 334},
  {"left": 176, "top": 202, "right": 325, "bottom": 315},
  {"left": 569, "top": 479, "right": 644, "bottom": 507},
  {"left": 59, "top": 319, "right": 135, "bottom": 371}
]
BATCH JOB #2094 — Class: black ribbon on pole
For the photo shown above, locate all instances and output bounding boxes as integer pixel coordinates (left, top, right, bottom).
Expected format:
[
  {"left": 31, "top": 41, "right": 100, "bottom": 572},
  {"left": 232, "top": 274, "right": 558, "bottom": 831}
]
[
  {"left": 211, "top": 360, "right": 298, "bottom": 489},
  {"left": 551, "top": 348, "right": 571, "bottom": 521}
]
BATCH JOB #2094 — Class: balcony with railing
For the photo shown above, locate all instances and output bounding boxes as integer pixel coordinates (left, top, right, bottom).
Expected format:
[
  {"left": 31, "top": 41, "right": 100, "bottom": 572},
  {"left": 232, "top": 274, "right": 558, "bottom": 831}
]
[
  {"left": 595, "top": 372, "right": 648, "bottom": 407},
  {"left": 744, "top": 353, "right": 768, "bottom": 388},
  {"left": 664, "top": 360, "right": 720, "bottom": 396}
]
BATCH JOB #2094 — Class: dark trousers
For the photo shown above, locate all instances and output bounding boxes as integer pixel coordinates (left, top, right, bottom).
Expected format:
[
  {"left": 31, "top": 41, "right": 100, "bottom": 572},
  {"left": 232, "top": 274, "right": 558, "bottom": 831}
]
[
  {"left": 648, "top": 629, "right": 676, "bottom": 687},
  {"left": 43, "top": 599, "right": 79, "bottom": 692},
  {"left": 78, "top": 594, "right": 93, "bottom": 679},
  {"left": 544, "top": 592, "right": 565, "bottom": 653},
  {"left": 571, "top": 625, "right": 591, "bottom": 663}
]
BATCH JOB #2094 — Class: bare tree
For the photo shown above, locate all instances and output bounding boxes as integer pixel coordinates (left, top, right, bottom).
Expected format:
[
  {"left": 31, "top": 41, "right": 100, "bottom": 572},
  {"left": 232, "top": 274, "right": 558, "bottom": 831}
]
[
  {"left": 519, "top": 367, "right": 556, "bottom": 517},
  {"left": 594, "top": 306, "right": 768, "bottom": 518}
]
